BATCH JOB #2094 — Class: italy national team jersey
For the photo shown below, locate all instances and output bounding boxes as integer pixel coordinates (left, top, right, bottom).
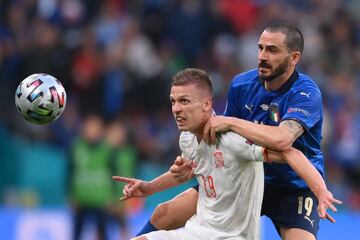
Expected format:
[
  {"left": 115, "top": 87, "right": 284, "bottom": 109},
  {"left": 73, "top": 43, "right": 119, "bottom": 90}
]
[
  {"left": 224, "top": 69, "right": 324, "bottom": 189},
  {"left": 178, "top": 131, "right": 265, "bottom": 240}
]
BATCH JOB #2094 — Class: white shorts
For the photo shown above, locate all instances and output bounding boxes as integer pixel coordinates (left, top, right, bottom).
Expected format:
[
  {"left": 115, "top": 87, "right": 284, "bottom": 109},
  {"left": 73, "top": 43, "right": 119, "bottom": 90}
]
[
  {"left": 144, "top": 229, "right": 185, "bottom": 240},
  {"left": 144, "top": 216, "right": 249, "bottom": 240}
]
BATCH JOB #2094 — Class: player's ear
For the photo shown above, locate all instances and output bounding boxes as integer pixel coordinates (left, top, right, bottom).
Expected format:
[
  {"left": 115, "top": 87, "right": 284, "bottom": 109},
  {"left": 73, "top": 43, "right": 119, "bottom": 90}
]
[
  {"left": 290, "top": 51, "right": 301, "bottom": 66},
  {"left": 203, "top": 98, "right": 212, "bottom": 112}
]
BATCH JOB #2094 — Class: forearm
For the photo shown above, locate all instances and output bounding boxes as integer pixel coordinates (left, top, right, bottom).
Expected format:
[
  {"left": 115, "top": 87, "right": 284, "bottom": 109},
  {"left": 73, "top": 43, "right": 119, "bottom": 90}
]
[
  {"left": 265, "top": 149, "right": 286, "bottom": 163},
  {"left": 268, "top": 148, "right": 327, "bottom": 197},
  {"left": 149, "top": 171, "right": 186, "bottom": 194},
  {"left": 227, "top": 117, "right": 292, "bottom": 151}
]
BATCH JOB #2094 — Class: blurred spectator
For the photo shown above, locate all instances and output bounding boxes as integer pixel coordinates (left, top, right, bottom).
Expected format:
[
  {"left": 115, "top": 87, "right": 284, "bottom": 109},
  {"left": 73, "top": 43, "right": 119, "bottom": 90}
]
[
  {"left": 120, "top": 16, "right": 162, "bottom": 79},
  {"left": 167, "top": 0, "right": 212, "bottom": 65},
  {"left": 22, "top": 19, "right": 71, "bottom": 87},
  {"left": 217, "top": 0, "right": 258, "bottom": 34},
  {"left": 69, "top": 115, "right": 113, "bottom": 240},
  {"left": 70, "top": 26, "right": 104, "bottom": 115},
  {"left": 105, "top": 119, "right": 138, "bottom": 239},
  {"left": 49, "top": 100, "right": 81, "bottom": 150}
]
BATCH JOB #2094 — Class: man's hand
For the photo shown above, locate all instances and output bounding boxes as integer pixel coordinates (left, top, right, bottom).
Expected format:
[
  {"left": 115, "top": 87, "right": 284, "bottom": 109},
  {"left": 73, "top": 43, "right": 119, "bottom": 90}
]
[
  {"left": 316, "top": 189, "right": 342, "bottom": 223},
  {"left": 170, "top": 156, "right": 194, "bottom": 182},
  {"left": 203, "top": 116, "right": 232, "bottom": 144},
  {"left": 112, "top": 176, "right": 153, "bottom": 201}
]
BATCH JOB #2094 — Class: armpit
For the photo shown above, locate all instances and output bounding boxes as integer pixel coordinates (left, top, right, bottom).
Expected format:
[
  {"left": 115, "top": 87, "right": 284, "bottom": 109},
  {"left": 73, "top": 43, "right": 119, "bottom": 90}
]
[{"left": 279, "top": 120, "right": 304, "bottom": 143}]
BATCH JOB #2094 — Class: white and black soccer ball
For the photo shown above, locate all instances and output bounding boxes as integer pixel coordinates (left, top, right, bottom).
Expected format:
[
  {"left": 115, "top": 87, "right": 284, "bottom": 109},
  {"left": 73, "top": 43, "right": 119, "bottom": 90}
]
[{"left": 15, "top": 73, "right": 67, "bottom": 124}]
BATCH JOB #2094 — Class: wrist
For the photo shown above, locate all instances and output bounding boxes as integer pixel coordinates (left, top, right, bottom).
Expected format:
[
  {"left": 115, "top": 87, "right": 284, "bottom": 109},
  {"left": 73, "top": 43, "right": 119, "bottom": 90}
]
[
  {"left": 262, "top": 147, "right": 271, "bottom": 163},
  {"left": 146, "top": 181, "right": 156, "bottom": 195},
  {"left": 227, "top": 117, "right": 238, "bottom": 131},
  {"left": 309, "top": 183, "right": 327, "bottom": 198}
]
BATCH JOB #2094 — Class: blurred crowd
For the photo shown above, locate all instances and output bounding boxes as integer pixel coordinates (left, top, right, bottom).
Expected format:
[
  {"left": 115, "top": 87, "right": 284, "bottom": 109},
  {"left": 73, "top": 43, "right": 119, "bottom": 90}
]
[{"left": 1, "top": 0, "right": 360, "bottom": 233}]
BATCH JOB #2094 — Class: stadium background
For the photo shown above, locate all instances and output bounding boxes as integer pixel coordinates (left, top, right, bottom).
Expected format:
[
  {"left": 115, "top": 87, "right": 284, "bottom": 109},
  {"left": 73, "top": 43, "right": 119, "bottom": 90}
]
[{"left": 1, "top": 0, "right": 360, "bottom": 239}]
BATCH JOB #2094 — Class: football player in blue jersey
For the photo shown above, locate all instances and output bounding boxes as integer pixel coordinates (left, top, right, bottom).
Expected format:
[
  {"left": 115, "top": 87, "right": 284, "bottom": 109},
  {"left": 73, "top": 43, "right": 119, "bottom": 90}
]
[{"left": 133, "top": 24, "right": 341, "bottom": 240}]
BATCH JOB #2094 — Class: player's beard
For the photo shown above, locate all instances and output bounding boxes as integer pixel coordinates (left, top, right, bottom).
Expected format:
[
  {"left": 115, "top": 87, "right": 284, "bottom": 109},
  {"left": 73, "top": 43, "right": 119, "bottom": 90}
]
[{"left": 259, "top": 56, "right": 290, "bottom": 82}]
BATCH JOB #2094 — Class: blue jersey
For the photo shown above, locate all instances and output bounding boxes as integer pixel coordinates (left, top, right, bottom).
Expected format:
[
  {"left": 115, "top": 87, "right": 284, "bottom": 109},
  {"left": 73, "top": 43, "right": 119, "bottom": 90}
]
[{"left": 224, "top": 69, "right": 324, "bottom": 189}]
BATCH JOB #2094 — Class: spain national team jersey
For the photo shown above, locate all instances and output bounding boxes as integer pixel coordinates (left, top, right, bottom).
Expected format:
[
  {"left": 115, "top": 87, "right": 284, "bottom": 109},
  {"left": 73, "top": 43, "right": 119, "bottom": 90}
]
[
  {"left": 178, "top": 131, "right": 264, "bottom": 240},
  {"left": 224, "top": 69, "right": 324, "bottom": 189}
]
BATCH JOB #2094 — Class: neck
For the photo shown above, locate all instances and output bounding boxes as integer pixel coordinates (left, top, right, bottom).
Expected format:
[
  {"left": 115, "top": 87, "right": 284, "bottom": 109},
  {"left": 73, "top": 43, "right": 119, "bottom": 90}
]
[
  {"left": 193, "top": 123, "right": 206, "bottom": 143},
  {"left": 193, "top": 114, "right": 212, "bottom": 143},
  {"left": 194, "top": 132, "right": 202, "bottom": 143},
  {"left": 264, "top": 68, "right": 295, "bottom": 91}
]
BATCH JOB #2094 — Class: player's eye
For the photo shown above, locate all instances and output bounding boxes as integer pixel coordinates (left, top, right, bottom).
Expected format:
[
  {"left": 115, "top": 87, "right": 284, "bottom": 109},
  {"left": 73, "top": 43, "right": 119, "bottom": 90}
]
[
  {"left": 268, "top": 47, "right": 278, "bottom": 53},
  {"left": 181, "top": 99, "right": 189, "bottom": 104},
  {"left": 267, "top": 47, "right": 279, "bottom": 53}
]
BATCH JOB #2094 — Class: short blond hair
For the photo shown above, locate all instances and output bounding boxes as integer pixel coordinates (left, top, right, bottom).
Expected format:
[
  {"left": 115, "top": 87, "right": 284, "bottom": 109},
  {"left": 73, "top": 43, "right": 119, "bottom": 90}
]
[{"left": 171, "top": 68, "right": 213, "bottom": 97}]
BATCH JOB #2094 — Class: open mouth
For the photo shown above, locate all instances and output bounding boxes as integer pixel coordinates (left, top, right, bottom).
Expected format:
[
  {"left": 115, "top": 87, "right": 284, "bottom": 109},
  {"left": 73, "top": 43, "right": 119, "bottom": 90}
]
[{"left": 176, "top": 116, "right": 185, "bottom": 125}]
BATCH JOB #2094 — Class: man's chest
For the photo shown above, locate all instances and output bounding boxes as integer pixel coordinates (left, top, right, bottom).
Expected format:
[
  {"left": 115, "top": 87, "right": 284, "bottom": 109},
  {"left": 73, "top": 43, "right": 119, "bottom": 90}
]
[{"left": 241, "top": 90, "right": 291, "bottom": 125}]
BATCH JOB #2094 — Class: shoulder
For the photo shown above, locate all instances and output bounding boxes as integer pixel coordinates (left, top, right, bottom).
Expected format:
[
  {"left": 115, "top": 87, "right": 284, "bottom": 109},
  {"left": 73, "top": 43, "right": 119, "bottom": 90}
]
[
  {"left": 230, "top": 69, "right": 259, "bottom": 88},
  {"left": 218, "top": 131, "right": 248, "bottom": 151},
  {"left": 293, "top": 71, "right": 322, "bottom": 96},
  {"left": 287, "top": 71, "right": 322, "bottom": 105},
  {"left": 217, "top": 132, "right": 263, "bottom": 162},
  {"left": 179, "top": 131, "right": 197, "bottom": 152}
]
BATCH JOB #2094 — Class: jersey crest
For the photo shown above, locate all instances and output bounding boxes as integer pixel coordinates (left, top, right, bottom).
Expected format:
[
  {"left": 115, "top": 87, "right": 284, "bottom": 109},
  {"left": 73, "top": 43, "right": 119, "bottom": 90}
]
[
  {"left": 268, "top": 103, "right": 280, "bottom": 123},
  {"left": 213, "top": 151, "right": 225, "bottom": 168}
]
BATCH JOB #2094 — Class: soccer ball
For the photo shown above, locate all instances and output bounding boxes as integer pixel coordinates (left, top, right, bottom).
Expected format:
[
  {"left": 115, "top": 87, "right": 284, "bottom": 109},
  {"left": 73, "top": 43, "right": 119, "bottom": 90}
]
[{"left": 15, "top": 73, "right": 67, "bottom": 124}]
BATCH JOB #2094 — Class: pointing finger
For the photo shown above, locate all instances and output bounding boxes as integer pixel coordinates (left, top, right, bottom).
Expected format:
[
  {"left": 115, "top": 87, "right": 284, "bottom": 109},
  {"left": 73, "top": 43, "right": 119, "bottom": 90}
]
[{"left": 112, "top": 176, "right": 133, "bottom": 183}]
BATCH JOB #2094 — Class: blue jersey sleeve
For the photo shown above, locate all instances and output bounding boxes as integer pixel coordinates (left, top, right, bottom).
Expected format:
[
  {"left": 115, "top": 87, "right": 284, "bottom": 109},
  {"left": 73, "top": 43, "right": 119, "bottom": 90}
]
[{"left": 281, "top": 88, "right": 322, "bottom": 131}]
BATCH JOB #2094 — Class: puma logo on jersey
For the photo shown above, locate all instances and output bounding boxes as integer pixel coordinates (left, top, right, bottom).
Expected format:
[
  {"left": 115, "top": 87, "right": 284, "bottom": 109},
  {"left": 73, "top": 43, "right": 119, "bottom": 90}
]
[
  {"left": 300, "top": 92, "right": 311, "bottom": 98},
  {"left": 304, "top": 215, "right": 314, "bottom": 228},
  {"left": 245, "top": 104, "right": 253, "bottom": 114}
]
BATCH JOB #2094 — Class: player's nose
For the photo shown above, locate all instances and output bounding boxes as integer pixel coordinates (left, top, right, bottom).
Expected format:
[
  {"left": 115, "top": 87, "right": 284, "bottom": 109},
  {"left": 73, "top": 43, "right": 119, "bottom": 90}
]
[
  {"left": 172, "top": 102, "right": 182, "bottom": 113},
  {"left": 258, "top": 49, "right": 269, "bottom": 61}
]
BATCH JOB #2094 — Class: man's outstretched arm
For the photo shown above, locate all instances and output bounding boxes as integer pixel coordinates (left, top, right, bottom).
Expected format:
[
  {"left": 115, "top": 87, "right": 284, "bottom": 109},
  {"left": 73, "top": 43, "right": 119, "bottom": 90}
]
[
  {"left": 113, "top": 156, "right": 191, "bottom": 200},
  {"left": 265, "top": 147, "right": 342, "bottom": 222}
]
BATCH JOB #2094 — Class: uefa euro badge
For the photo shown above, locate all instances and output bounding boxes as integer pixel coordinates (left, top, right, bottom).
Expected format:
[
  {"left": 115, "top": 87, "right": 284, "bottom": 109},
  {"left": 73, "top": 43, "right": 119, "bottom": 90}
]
[{"left": 213, "top": 151, "right": 225, "bottom": 169}]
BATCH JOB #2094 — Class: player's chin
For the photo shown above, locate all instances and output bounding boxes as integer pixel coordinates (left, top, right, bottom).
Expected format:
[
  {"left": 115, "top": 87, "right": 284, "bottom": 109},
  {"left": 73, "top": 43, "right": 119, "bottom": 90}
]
[
  {"left": 176, "top": 124, "right": 186, "bottom": 131},
  {"left": 178, "top": 124, "right": 191, "bottom": 132},
  {"left": 259, "top": 71, "right": 273, "bottom": 80}
]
